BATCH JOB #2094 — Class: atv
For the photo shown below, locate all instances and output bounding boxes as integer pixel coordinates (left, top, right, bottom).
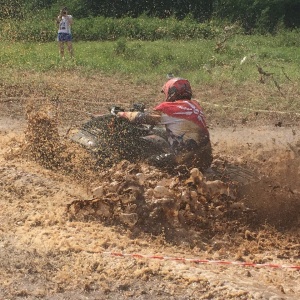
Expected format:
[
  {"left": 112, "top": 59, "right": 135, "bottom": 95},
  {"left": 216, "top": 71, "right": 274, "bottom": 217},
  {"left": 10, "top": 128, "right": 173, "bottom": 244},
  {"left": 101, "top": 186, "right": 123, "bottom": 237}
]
[{"left": 69, "top": 103, "right": 169, "bottom": 166}]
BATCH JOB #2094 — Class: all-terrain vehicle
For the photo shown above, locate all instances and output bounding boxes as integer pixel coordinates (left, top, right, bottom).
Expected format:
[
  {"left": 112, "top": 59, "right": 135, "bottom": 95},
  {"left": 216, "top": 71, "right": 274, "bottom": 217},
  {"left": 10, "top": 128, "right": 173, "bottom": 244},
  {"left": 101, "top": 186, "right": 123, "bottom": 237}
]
[
  {"left": 69, "top": 103, "right": 170, "bottom": 166},
  {"left": 69, "top": 103, "right": 259, "bottom": 184}
]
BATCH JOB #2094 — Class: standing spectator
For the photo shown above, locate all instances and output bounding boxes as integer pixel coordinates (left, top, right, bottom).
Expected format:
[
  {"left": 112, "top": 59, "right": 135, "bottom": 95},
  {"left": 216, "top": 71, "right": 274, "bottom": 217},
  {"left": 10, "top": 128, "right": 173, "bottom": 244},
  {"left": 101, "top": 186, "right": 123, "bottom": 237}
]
[{"left": 56, "top": 7, "right": 73, "bottom": 59}]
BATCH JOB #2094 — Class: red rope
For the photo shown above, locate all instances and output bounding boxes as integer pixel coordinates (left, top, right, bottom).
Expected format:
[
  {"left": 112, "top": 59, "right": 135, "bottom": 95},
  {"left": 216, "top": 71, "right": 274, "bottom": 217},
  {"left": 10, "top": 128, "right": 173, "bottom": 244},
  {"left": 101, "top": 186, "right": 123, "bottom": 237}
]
[{"left": 103, "top": 251, "right": 300, "bottom": 271}]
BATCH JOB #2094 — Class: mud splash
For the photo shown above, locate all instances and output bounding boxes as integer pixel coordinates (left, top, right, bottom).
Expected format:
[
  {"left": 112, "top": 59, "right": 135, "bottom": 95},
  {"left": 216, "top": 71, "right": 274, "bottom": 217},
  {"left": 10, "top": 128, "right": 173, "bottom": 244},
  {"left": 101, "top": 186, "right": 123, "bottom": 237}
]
[
  {"left": 1, "top": 101, "right": 300, "bottom": 299},
  {"left": 23, "top": 108, "right": 300, "bottom": 233}
]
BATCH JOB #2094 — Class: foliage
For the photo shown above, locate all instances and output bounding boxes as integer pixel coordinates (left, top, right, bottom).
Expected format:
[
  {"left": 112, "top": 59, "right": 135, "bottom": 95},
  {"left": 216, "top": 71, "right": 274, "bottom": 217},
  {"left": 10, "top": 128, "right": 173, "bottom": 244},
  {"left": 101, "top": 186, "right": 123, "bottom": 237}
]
[
  {"left": 213, "top": 0, "right": 300, "bottom": 33},
  {"left": 0, "top": 15, "right": 220, "bottom": 43},
  {"left": 14, "top": 0, "right": 300, "bottom": 33},
  {"left": 1, "top": 0, "right": 299, "bottom": 33},
  {"left": 0, "top": 0, "right": 24, "bottom": 19}
]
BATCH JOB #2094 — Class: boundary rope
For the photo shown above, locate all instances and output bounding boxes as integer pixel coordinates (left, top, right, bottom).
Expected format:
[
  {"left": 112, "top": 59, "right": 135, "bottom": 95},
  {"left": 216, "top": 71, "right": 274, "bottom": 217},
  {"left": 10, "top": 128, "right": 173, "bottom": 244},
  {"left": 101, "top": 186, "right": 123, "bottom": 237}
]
[
  {"left": 201, "top": 101, "right": 300, "bottom": 116},
  {"left": 1, "top": 96, "right": 300, "bottom": 117},
  {"left": 101, "top": 251, "right": 300, "bottom": 271}
]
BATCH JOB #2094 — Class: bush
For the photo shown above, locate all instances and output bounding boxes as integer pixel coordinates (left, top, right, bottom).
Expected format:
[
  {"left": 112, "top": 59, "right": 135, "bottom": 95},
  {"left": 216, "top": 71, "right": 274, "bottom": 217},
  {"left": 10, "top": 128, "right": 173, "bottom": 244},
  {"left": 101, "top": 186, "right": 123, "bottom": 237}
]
[{"left": 0, "top": 15, "right": 218, "bottom": 43}]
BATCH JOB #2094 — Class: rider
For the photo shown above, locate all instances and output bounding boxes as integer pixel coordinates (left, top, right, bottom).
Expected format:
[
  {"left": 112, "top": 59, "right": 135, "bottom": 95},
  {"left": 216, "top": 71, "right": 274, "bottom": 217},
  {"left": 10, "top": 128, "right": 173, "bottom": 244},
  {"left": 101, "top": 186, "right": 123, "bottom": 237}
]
[{"left": 117, "top": 77, "right": 213, "bottom": 171}]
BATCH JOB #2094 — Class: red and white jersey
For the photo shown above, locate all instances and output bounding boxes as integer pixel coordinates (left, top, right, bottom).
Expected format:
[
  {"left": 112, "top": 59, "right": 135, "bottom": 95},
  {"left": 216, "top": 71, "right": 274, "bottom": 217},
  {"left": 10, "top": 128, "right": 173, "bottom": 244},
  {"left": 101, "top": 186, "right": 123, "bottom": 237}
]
[{"left": 154, "top": 100, "right": 209, "bottom": 149}]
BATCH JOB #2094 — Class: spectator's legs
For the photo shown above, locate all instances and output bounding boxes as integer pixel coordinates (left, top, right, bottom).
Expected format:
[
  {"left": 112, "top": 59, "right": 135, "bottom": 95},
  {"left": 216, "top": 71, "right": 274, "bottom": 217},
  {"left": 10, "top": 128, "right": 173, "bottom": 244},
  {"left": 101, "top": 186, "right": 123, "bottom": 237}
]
[
  {"left": 58, "top": 41, "right": 64, "bottom": 59},
  {"left": 67, "top": 41, "right": 74, "bottom": 58}
]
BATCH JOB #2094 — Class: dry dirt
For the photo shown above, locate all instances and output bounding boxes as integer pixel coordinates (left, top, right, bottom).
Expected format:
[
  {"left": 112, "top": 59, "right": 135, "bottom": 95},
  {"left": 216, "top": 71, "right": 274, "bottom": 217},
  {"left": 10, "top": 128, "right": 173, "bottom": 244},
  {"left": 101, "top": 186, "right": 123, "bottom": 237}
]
[{"left": 0, "top": 73, "right": 299, "bottom": 299}]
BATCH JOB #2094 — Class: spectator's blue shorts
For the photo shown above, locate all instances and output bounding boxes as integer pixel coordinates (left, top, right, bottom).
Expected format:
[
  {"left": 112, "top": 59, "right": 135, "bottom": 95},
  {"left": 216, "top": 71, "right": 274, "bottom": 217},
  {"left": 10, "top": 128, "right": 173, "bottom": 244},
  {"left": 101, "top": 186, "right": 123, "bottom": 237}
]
[{"left": 57, "top": 33, "right": 72, "bottom": 42}]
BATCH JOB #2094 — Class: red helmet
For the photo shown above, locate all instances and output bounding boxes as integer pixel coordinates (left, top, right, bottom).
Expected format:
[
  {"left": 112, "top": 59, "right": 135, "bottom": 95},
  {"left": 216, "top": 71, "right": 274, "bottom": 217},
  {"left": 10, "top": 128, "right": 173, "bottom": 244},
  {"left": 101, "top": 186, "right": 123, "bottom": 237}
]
[{"left": 162, "top": 77, "right": 192, "bottom": 102}]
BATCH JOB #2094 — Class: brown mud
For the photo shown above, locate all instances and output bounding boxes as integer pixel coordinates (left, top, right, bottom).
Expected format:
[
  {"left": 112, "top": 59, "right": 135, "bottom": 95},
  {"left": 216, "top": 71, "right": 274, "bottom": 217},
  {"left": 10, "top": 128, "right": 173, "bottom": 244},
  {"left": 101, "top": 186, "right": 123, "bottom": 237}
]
[{"left": 0, "top": 75, "right": 299, "bottom": 299}]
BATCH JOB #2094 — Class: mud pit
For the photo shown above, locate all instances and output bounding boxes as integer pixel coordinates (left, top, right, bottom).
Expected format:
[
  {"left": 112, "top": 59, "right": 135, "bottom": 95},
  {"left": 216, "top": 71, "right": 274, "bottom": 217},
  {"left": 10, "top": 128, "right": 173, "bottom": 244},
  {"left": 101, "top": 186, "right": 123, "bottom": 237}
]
[{"left": 0, "top": 76, "right": 299, "bottom": 299}]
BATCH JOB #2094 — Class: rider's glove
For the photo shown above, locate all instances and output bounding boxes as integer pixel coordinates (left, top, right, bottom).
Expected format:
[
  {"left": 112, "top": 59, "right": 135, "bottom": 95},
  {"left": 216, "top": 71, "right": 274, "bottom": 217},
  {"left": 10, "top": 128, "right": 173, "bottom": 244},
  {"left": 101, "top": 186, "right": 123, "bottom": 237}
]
[
  {"left": 116, "top": 111, "right": 127, "bottom": 118},
  {"left": 111, "top": 106, "right": 124, "bottom": 115},
  {"left": 116, "top": 111, "right": 140, "bottom": 122}
]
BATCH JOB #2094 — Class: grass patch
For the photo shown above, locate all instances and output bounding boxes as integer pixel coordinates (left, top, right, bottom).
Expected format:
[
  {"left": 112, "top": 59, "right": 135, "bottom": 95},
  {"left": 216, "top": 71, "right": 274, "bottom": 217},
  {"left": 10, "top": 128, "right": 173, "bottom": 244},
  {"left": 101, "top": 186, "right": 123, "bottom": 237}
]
[{"left": 1, "top": 31, "right": 299, "bottom": 81}]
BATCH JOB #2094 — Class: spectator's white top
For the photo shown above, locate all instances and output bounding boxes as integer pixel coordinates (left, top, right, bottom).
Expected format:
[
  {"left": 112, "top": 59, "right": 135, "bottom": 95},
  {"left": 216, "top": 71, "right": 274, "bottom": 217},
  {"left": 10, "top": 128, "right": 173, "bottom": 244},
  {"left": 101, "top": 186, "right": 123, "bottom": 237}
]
[{"left": 58, "top": 15, "right": 72, "bottom": 34}]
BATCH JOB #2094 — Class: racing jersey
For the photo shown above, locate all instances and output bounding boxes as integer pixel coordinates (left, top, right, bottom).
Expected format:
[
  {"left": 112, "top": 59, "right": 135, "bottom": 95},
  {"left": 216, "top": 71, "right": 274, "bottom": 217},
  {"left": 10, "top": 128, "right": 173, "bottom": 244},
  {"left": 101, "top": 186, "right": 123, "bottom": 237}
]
[
  {"left": 117, "top": 99, "right": 210, "bottom": 154},
  {"left": 154, "top": 100, "right": 209, "bottom": 152}
]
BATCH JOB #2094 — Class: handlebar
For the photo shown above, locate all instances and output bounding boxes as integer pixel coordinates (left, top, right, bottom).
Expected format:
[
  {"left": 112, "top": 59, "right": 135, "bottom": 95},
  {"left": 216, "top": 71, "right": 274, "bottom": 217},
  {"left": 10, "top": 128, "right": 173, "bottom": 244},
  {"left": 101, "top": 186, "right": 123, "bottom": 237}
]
[
  {"left": 110, "top": 106, "right": 125, "bottom": 115},
  {"left": 110, "top": 103, "right": 145, "bottom": 115}
]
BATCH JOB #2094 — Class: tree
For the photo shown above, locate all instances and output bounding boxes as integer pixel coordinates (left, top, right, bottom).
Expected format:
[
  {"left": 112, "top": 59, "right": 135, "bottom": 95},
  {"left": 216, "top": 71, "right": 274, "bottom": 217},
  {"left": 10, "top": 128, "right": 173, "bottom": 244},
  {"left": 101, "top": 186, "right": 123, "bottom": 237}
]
[
  {"left": 214, "top": 0, "right": 299, "bottom": 32},
  {"left": 284, "top": 0, "right": 300, "bottom": 28},
  {"left": 0, "top": 0, "right": 24, "bottom": 19}
]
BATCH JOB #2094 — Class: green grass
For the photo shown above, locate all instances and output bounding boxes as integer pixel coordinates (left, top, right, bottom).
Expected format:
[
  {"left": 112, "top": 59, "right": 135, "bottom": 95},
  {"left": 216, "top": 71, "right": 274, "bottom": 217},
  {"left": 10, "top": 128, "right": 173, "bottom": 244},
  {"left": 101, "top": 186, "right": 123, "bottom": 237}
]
[{"left": 1, "top": 32, "right": 299, "bottom": 83}]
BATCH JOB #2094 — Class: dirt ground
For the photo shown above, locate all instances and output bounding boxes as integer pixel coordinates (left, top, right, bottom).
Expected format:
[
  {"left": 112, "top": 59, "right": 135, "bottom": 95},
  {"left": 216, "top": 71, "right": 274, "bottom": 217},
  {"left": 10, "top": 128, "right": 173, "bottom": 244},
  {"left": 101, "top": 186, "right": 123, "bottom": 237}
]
[{"left": 0, "top": 73, "right": 299, "bottom": 299}]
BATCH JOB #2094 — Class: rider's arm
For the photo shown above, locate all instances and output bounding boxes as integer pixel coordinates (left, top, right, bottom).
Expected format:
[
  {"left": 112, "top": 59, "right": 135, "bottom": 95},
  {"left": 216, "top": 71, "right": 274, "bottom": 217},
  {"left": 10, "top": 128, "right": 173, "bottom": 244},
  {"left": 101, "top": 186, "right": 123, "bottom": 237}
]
[{"left": 117, "top": 111, "right": 161, "bottom": 126}]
